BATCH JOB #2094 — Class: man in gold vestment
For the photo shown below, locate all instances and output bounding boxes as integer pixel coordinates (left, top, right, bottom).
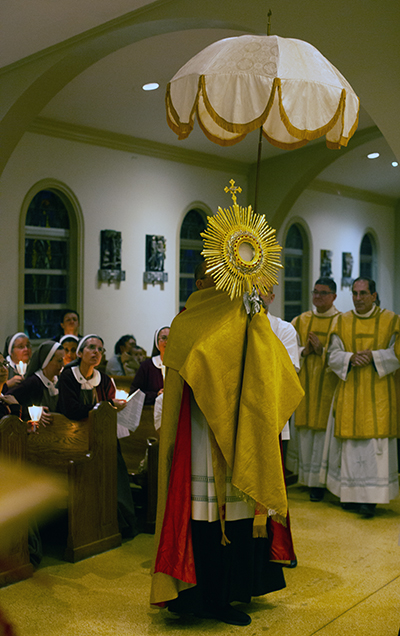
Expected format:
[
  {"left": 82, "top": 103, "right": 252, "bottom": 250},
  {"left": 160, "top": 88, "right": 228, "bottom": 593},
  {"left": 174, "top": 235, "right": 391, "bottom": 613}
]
[
  {"left": 150, "top": 281, "right": 304, "bottom": 626},
  {"left": 322, "top": 278, "right": 400, "bottom": 517},
  {"left": 286, "top": 278, "right": 340, "bottom": 501}
]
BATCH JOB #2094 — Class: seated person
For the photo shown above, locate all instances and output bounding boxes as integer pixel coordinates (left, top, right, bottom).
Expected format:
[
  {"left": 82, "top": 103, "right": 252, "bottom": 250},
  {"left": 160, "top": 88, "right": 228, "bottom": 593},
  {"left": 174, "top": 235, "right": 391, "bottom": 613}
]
[
  {"left": 2, "top": 344, "right": 62, "bottom": 567},
  {"left": 0, "top": 353, "right": 21, "bottom": 418},
  {"left": 3, "top": 332, "right": 32, "bottom": 389},
  {"left": 60, "top": 334, "right": 80, "bottom": 365},
  {"left": 8, "top": 341, "right": 64, "bottom": 424},
  {"left": 106, "top": 335, "right": 146, "bottom": 377},
  {"left": 53, "top": 309, "right": 83, "bottom": 342},
  {"left": 129, "top": 327, "right": 169, "bottom": 405},
  {"left": 57, "top": 334, "right": 137, "bottom": 538}
]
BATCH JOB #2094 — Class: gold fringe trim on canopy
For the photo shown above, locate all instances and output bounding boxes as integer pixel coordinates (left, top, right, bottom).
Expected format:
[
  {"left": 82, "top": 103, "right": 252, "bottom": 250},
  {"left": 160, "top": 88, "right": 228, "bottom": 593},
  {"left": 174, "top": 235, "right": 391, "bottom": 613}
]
[{"left": 167, "top": 74, "right": 360, "bottom": 149}]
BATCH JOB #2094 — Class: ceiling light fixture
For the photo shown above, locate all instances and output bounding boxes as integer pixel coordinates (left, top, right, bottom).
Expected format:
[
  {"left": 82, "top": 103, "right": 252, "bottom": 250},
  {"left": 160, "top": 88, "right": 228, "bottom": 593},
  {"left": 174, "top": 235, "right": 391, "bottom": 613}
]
[
  {"left": 392, "top": 161, "right": 399, "bottom": 167},
  {"left": 367, "top": 152, "right": 380, "bottom": 159},
  {"left": 142, "top": 82, "right": 159, "bottom": 91}
]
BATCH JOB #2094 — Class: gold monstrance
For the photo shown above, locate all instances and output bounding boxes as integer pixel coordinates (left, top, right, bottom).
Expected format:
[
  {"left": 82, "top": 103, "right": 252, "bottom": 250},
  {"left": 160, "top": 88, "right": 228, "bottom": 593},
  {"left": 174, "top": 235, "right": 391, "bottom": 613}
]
[{"left": 201, "top": 180, "right": 283, "bottom": 300}]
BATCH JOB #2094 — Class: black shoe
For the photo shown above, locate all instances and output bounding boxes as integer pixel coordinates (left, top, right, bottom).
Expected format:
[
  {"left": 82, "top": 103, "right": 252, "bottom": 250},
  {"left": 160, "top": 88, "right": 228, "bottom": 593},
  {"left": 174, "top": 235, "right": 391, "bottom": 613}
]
[
  {"left": 283, "top": 557, "right": 298, "bottom": 568},
  {"left": 341, "top": 502, "right": 359, "bottom": 511},
  {"left": 212, "top": 605, "right": 252, "bottom": 626},
  {"left": 310, "top": 487, "right": 325, "bottom": 502},
  {"left": 359, "top": 503, "right": 376, "bottom": 518}
]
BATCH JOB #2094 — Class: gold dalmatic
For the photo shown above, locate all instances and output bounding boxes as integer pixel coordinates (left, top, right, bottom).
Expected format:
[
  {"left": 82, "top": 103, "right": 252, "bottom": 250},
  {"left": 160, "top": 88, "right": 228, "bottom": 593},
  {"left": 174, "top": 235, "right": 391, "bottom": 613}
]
[{"left": 201, "top": 180, "right": 283, "bottom": 300}]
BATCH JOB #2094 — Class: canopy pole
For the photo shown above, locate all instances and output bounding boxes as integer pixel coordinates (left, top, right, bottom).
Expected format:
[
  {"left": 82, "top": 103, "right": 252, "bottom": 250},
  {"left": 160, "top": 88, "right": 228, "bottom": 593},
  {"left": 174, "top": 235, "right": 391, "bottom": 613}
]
[
  {"left": 254, "top": 126, "right": 263, "bottom": 214},
  {"left": 253, "top": 8, "right": 271, "bottom": 215}
]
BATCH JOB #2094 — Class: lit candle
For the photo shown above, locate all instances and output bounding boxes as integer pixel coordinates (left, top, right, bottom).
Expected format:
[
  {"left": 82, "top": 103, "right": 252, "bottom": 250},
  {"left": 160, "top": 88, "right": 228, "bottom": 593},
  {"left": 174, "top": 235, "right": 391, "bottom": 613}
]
[
  {"left": 115, "top": 389, "right": 128, "bottom": 401},
  {"left": 28, "top": 405, "right": 43, "bottom": 422},
  {"left": 28, "top": 405, "right": 43, "bottom": 432},
  {"left": 17, "top": 361, "right": 27, "bottom": 376}
]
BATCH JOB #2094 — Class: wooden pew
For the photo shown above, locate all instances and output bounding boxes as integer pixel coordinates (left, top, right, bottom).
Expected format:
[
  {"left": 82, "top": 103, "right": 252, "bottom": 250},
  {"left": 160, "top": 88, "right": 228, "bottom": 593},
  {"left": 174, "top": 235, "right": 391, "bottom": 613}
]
[
  {"left": 0, "top": 416, "right": 33, "bottom": 586},
  {"left": 0, "top": 401, "right": 121, "bottom": 580}
]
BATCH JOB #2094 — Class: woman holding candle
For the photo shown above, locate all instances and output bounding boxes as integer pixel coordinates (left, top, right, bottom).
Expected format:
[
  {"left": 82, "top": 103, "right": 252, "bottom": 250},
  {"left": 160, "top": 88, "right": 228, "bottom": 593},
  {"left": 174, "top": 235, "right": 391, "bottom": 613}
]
[
  {"left": 57, "top": 334, "right": 137, "bottom": 537},
  {"left": 8, "top": 341, "right": 64, "bottom": 424},
  {"left": 3, "top": 332, "right": 32, "bottom": 389},
  {"left": 0, "top": 353, "right": 21, "bottom": 418}
]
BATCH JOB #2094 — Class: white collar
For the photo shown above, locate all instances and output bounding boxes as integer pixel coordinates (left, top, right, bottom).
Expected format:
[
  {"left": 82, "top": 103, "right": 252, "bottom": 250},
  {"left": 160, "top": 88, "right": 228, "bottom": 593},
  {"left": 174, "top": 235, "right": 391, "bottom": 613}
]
[
  {"left": 313, "top": 305, "right": 338, "bottom": 317},
  {"left": 6, "top": 355, "right": 18, "bottom": 371},
  {"left": 35, "top": 370, "right": 59, "bottom": 396},
  {"left": 152, "top": 355, "right": 163, "bottom": 369},
  {"left": 152, "top": 355, "right": 165, "bottom": 379},
  {"left": 72, "top": 365, "right": 101, "bottom": 390},
  {"left": 353, "top": 304, "right": 376, "bottom": 318}
]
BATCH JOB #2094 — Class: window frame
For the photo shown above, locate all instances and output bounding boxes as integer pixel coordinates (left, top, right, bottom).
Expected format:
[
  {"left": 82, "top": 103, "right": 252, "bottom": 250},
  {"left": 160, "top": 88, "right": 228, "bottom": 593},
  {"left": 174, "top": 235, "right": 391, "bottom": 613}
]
[{"left": 19, "top": 180, "right": 84, "bottom": 342}]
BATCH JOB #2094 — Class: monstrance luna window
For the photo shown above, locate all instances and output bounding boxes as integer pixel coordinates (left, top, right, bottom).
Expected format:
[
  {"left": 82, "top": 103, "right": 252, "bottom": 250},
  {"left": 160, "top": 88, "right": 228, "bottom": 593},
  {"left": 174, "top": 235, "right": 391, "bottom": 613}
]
[{"left": 24, "top": 190, "right": 74, "bottom": 340}]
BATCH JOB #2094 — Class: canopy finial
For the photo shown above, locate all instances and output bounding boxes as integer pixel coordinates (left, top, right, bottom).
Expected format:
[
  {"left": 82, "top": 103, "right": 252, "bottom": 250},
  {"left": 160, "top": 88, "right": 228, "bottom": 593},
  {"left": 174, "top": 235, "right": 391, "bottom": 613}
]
[{"left": 267, "top": 9, "right": 272, "bottom": 36}]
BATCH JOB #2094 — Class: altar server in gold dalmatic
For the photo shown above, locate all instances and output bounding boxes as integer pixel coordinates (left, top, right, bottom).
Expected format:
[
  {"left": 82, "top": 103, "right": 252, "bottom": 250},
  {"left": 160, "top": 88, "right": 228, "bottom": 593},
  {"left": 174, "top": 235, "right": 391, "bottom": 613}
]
[
  {"left": 321, "top": 277, "right": 400, "bottom": 518},
  {"left": 286, "top": 278, "right": 340, "bottom": 502}
]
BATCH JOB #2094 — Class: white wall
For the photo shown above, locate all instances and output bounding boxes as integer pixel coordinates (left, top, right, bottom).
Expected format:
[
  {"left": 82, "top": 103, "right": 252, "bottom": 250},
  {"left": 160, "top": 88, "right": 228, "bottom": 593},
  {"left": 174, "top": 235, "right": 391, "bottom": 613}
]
[
  {"left": 273, "top": 188, "right": 395, "bottom": 317},
  {"left": 0, "top": 133, "right": 248, "bottom": 355}
]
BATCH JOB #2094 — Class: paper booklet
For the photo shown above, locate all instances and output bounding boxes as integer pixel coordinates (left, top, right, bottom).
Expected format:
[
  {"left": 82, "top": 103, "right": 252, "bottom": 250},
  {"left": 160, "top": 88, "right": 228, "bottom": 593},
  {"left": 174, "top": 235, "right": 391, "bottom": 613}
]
[{"left": 117, "top": 389, "right": 145, "bottom": 438}]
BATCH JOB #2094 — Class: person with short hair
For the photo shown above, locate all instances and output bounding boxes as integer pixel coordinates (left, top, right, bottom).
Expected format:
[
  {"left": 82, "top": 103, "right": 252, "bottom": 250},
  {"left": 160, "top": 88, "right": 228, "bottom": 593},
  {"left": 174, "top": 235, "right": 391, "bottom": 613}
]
[
  {"left": 259, "top": 287, "right": 300, "bottom": 449},
  {"left": 194, "top": 260, "right": 216, "bottom": 290},
  {"left": 106, "top": 334, "right": 146, "bottom": 376},
  {"left": 322, "top": 277, "right": 400, "bottom": 517},
  {"left": 53, "top": 309, "right": 82, "bottom": 342},
  {"left": 150, "top": 282, "right": 304, "bottom": 625},
  {"left": 286, "top": 278, "right": 340, "bottom": 502}
]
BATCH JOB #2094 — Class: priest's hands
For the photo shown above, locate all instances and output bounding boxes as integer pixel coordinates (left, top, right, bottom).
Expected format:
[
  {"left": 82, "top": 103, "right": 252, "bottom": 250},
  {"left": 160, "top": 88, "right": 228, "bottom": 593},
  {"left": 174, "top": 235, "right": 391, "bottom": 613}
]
[
  {"left": 302, "top": 332, "right": 323, "bottom": 357},
  {"left": 350, "top": 349, "right": 373, "bottom": 367}
]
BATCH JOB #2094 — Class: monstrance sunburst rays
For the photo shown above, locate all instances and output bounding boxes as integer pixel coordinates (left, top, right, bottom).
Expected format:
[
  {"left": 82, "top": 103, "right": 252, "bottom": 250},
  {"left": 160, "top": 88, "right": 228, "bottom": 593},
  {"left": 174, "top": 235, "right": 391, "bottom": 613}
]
[{"left": 201, "top": 180, "right": 283, "bottom": 300}]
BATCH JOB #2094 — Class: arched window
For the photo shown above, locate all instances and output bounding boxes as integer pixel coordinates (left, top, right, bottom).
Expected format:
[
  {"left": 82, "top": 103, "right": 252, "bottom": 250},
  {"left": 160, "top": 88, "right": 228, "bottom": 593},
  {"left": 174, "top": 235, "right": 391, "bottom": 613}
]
[
  {"left": 283, "top": 223, "right": 309, "bottom": 322},
  {"left": 179, "top": 209, "right": 207, "bottom": 311},
  {"left": 23, "top": 188, "right": 79, "bottom": 340},
  {"left": 359, "top": 233, "right": 377, "bottom": 281}
]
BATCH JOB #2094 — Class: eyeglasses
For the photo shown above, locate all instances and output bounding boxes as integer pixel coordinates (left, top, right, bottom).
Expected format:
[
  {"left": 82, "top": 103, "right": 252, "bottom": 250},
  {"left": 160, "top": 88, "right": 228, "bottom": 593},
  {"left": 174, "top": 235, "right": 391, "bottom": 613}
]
[
  {"left": 85, "top": 345, "right": 105, "bottom": 353},
  {"left": 312, "top": 290, "right": 333, "bottom": 297}
]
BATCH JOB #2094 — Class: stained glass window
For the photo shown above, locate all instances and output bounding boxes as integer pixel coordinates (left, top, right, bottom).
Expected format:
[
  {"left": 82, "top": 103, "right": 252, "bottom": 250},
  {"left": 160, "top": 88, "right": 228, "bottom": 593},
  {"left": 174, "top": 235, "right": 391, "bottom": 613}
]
[
  {"left": 359, "top": 233, "right": 376, "bottom": 280},
  {"left": 179, "top": 209, "right": 207, "bottom": 311},
  {"left": 24, "top": 190, "right": 71, "bottom": 340},
  {"left": 284, "top": 223, "right": 309, "bottom": 322}
]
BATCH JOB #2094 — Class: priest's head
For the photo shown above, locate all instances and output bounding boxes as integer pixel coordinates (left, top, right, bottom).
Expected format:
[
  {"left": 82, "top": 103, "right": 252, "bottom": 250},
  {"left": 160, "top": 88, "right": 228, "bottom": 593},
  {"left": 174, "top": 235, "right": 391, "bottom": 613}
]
[
  {"left": 352, "top": 278, "right": 377, "bottom": 314},
  {"left": 259, "top": 287, "right": 275, "bottom": 313},
  {"left": 312, "top": 278, "right": 337, "bottom": 314},
  {"left": 195, "top": 261, "right": 216, "bottom": 290}
]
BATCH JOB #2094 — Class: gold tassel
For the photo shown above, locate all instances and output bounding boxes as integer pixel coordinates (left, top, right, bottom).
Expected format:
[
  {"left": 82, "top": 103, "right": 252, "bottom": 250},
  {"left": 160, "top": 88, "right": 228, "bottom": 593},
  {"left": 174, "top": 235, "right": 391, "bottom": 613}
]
[
  {"left": 221, "top": 528, "right": 232, "bottom": 546},
  {"left": 253, "top": 513, "right": 268, "bottom": 538}
]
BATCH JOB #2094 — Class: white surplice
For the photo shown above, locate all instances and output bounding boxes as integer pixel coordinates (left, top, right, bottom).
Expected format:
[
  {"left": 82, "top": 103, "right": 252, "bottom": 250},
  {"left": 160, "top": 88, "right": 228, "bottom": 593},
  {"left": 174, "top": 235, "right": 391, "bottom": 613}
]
[{"left": 320, "top": 306, "right": 400, "bottom": 503}]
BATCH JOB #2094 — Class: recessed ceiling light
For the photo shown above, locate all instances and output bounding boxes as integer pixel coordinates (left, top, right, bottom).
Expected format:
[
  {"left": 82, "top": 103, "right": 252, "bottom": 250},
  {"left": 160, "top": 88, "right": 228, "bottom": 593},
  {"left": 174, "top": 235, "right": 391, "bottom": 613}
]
[
  {"left": 367, "top": 152, "right": 380, "bottom": 159},
  {"left": 392, "top": 161, "right": 399, "bottom": 167},
  {"left": 142, "top": 82, "right": 159, "bottom": 91}
]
